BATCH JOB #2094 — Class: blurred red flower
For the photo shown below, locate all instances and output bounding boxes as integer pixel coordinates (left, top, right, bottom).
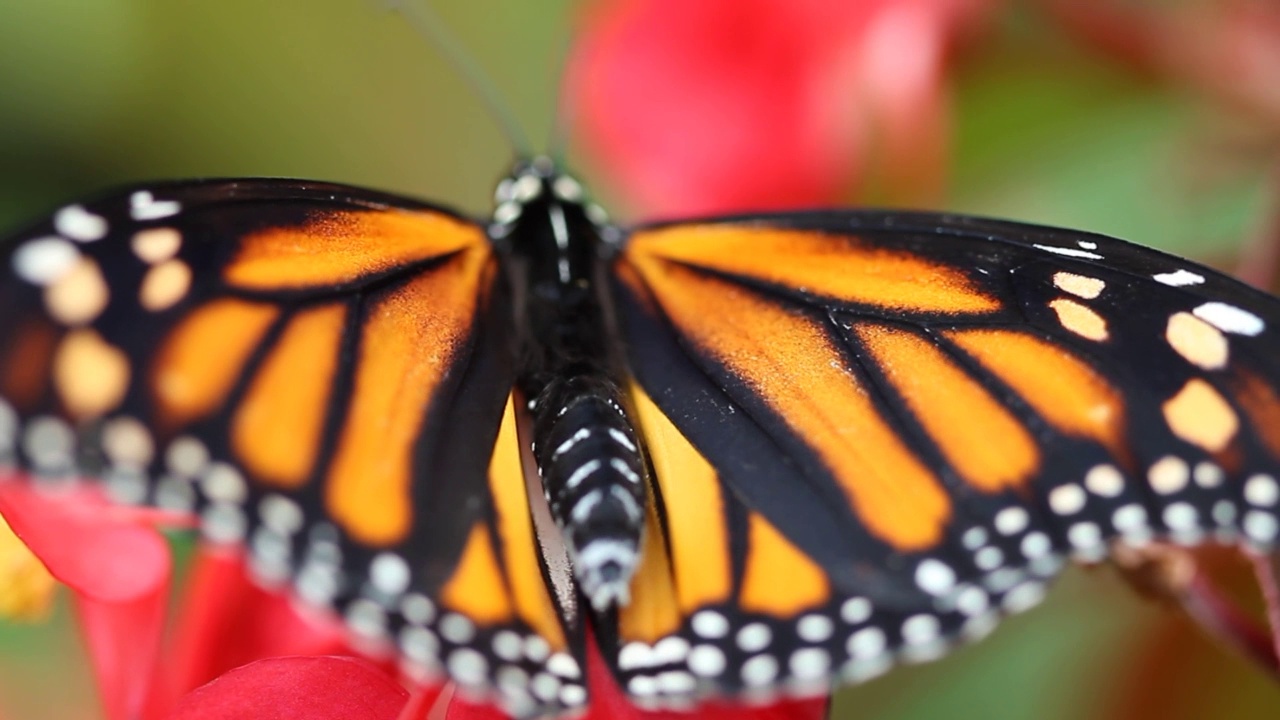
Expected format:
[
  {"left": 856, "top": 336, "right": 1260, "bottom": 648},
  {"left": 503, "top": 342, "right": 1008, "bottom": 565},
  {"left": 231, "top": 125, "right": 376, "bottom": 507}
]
[
  {"left": 166, "top": 656, "right": 413, "bottom": 720},
  {"left": 0, "top": 477, "right": 359, "bottom": 720},
  {"left": 568, "top": 0, "right": 996, "bottom": 218},
  {"left": 0, "top": 480, "right": 171, "bottom": 720}
]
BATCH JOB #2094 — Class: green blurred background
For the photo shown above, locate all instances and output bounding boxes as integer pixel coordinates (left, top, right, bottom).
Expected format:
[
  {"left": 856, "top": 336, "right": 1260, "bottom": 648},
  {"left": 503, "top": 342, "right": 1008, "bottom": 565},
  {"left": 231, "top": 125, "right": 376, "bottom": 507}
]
[{"left": 0, "top": 1, "right": 1277, "bottom": 718}]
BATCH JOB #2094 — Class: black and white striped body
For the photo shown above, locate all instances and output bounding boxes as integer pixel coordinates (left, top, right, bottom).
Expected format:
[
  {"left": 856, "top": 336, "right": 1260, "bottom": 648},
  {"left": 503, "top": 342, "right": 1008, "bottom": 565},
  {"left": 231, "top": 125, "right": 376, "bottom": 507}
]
[{"left": 493, "top": 159, "right": 648, "bottom": 610}]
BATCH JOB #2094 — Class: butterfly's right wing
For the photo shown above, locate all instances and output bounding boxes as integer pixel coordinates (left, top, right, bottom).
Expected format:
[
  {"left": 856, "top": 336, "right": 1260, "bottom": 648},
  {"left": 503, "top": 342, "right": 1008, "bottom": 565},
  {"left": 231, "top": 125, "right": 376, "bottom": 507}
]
[
  {"left": 605, "top": 210, "right": 1280, "bottom": 708},
  {"left": 0, "top": 180, "right": 582, "bottom": 716}
]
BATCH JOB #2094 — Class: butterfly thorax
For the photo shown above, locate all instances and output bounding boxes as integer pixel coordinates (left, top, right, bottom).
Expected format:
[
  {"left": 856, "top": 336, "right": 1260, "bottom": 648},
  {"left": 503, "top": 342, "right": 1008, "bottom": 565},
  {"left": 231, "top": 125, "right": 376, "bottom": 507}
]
[{"left": 491, "top": 158, "right": 647, "bottom": 611}]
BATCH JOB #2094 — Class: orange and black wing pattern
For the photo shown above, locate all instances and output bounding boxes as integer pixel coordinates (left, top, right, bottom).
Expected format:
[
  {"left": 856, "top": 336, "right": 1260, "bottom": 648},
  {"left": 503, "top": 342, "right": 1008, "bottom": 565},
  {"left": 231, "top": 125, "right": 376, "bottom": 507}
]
[
  {"left": 0, "top": 180, "right": 579, "bottom": 715},
  {"left": 609, "top": 211, "right": 1280, "bottom": 704}
]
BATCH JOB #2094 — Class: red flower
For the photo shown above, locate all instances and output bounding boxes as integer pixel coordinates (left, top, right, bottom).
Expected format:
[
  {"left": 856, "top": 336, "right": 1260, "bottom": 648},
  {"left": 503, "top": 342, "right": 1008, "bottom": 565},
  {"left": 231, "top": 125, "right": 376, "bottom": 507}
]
[
  {"left": 165, "top": 656, "right": 413, "bottom": 720},
  {"left": 568, "top": 0, "right": 995, "bottom": 218},
  {"left": 0, "top": 475, "right": 361, "bottom": 720},
  {"left": 0, "top": 479, "right": 171, "bottom": 720},
  {"left": 144, "top": 548, "right": 359, "bottom": 718}
]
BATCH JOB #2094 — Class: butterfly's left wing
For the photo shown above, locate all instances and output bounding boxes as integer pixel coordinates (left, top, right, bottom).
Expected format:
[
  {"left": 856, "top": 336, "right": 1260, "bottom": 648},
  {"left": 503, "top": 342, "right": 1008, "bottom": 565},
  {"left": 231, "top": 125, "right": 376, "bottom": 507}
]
[
  {"left": 606, "top": 210, "right": 1280, "bottom": 706},
  {"left": 0, "top": 181, "right": 585, "bottom": 716}
]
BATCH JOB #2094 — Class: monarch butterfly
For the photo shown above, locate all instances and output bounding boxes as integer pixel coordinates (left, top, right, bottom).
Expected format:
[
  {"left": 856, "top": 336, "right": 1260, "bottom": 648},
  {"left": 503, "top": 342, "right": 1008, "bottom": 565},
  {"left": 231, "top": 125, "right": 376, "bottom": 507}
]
[
  {"left": 2, "top": 12, "right": 1280, "bottom": 720},
  {"left": 4, "top": 162, "right": 1280, "bottom": 715}
]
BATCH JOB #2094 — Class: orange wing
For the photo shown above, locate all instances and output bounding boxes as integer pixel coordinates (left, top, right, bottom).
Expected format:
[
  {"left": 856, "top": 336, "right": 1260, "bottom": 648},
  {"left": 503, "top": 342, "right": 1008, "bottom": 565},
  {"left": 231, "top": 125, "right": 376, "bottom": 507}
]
[
  {"left": 0, "top": 180, "right": 580, "bottom": 716},
  {"left": 607, "top": 212, "right": 1280, "bottom": 704}
]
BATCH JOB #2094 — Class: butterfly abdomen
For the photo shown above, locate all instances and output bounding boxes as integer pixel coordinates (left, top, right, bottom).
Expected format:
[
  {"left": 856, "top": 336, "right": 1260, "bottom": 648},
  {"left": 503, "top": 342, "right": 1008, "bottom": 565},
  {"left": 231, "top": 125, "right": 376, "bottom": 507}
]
[{"left": 528, "top": 372, "right": 647, "bottom": 610}]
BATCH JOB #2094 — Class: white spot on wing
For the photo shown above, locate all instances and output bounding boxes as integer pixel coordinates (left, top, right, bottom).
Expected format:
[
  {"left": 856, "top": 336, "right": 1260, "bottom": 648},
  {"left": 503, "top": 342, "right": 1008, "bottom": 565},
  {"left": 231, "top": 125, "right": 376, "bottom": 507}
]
[
  {"left": 55, "top": 205, "right": 108, "bottom": 242},
  {"left": 914, "top": 559, "right": 956, "bottom": 595},
  {"left": 735, "top": 623, "right": 771, "bottom": 652},
  {"left": 974, "top": 546, "right": 1003, "bottom": 571},
  {"left": 130, "top": 191, "right": 181, "bottom": 221},
  {"left": 1153, "top": 269, "right": 1205, "bottom": 287},
  {"left": 439, "top": 613, "right": 475, "bottom": 643},
  {"left": 688, "top": 645, "right": 726, "bottom": 676},
  {"left": 545, "top": 648, "right": 581, "bottom": 676},
  {"left": 1148, "top": 456, "right": 1190, "bottom": 495},
  {"left": 1193, "top": 302, "right": 1264, "bottom": 336},
  {"left": 994, "top": 507, "right": 1029, "bottom": 535},
  {"left": 1084, "top": 464, "right": 1124, "bottom": 497},
  {"left": 789, "top": 648, "right": 831, "bottom": 679},
  {"left": 1052, "top": 272, "right": 1105, "bottom": 299},
  {"left": 12, "top": 237, "right": 80, "bottom": 285},
  {"left": 901, "top": 614, "right": 940, "bottom": 645},
  {"left": 370, "top": 552, "right": 411, "bottom": 595},
  {"left": 1067, "top": 522, "right": 1102, "bottom": 552},
  {"left": 1034, "top": 244, "right": 1103, "bottom": 260},
  {"left": 691, "top": 610, "right": 729, "bottom": 638},
  {"left": 797, "top": 614, "right": 833, "bottom": 643},
  {"left": 840, "top": 597, "right": 871, "bottom": 624},
  {"left": 447, "top": 648, "right": 488, "bottom": 686},
  {"left": 652, "top": 636, "right": 690, "bottom": 665},
  {"left": 559, "top": 684, "right": 587, "bottom": 707},
  {"left": 1245, "top": 475, "right": 1279, "bottom": 507},
  {"left": 847, "top": 627, "right": 886, "bottom": 659},
  {"left": 741, "top": 655, "right": 778, "bottom": 686},
  {"left": 1244, "top": 511, "right": 1278, "bottom": 544},
  {"left": 1048, "top": 484, "right": 1086, "bottom": 515},
  {"left": 1020, "top": 531, "right": 1052, "bottom": 558}
]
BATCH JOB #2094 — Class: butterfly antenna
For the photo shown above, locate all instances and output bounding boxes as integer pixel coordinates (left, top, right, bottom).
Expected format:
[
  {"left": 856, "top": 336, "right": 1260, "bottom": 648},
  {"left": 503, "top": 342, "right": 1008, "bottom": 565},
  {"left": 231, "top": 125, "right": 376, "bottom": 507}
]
[
  {"left": 384, "top": 0, "right": 533, "bottom": 158},
  {"left": 545, "top": 18, "right": 579, "bottom": 165}
]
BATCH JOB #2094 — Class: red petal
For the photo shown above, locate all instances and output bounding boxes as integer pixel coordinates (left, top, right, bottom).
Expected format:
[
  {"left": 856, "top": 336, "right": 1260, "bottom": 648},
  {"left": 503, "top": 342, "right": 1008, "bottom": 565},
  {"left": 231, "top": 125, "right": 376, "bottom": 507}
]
[
  {"left": 568, "top": 0, "right": 995, "bottom": 217},
  {"left": 0, "top": 477, "right": 171, "bottom": 720},
  {"left": 77, "top": 590, "right": 169, "bottom": 720},
  {"left": 165, "top": 656, "right": 408, "bottom": 720},
  {"left": 445, "top": 693, "right": 509, "bottom": 720},
  {"left": 644, "top": 697, "right": 830, "bottom": 720},
  {"left": 0, "top": 480, "right": 169, "bottom": 602},
  {"left": 855, "top": 0, "right": 951, "bottom": 206},
  {"left": 397, "top": 684, "right": 449, "bottom": 720},
  {"left": 569, "top": 0, "right": 879, "bottom": 217},
  {"left": 147, "top": 546, "right": 355, "bottom": 717}
]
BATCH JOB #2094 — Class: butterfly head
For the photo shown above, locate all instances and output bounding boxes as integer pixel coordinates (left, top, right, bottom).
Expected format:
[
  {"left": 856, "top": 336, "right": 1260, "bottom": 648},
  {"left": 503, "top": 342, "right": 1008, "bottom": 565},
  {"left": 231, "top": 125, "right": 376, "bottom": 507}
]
[{"left": 489, "top": 156, "right": 615, "bottom": 244}]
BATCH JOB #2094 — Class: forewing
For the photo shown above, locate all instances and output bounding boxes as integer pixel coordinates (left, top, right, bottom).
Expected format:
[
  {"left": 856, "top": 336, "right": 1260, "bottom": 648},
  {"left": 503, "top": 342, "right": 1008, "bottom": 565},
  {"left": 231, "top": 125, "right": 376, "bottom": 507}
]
[
  {"left": 607, "top": 210, "right": 1280, "bottom": 704},
  {"left": 0, "top": 180, "right": 578, "bottom": 714}
]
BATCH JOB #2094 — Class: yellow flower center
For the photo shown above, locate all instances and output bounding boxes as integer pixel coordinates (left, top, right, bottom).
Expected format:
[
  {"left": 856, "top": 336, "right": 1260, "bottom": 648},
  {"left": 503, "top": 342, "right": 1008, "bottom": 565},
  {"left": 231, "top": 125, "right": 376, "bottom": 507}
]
[{"left": 0, "top": 514, "right": 57, "bottom": 622}]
